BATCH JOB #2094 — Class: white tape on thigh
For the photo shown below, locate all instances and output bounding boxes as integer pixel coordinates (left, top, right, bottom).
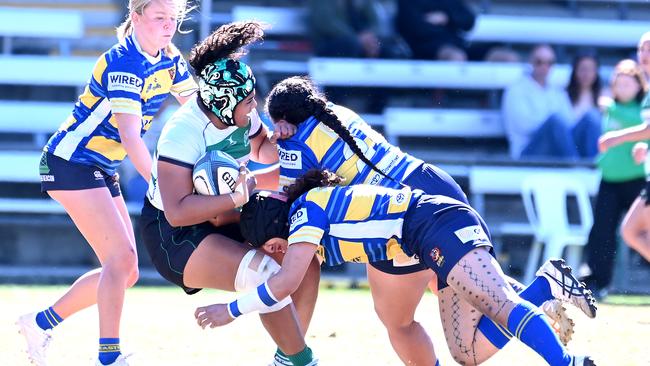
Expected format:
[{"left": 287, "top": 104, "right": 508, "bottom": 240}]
[
  {"left": 234, "top": 250, "right": 258, "bottom": 292},
  {"left": 234, "top": 250, "right": 282, "bottom": 292},
  {"left": 234, "top": 251, "right": 291, "bottom": 313},
  {"left": 229, "top": 251, "right": 293, "bottom": 317}
]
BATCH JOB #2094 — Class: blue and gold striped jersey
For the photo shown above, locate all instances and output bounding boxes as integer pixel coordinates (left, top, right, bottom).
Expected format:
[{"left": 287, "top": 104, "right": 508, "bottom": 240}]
[
  {"left": 44, "top": 35, "right": 197, "bottom": 175},
  {"left": 277, "top": 104, "right": 423, "bottom": 190},
  {"left": 288, "top": 185, "right": 422, "bottom": 266}
]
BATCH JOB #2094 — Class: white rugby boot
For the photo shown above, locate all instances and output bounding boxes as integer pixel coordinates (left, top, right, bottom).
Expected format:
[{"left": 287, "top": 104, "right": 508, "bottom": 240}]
[
  {"left": 536, "top": 258, "right": 598, "bottom": 318},
  {"left": 541, "top": 299, "right": 575, "bottom": 346},
  {"left": 17, "top": 312, "right": 52, "bottom": 366}
]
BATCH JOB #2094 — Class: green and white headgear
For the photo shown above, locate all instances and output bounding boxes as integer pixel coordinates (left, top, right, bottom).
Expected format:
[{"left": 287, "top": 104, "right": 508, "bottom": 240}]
[{"left": 198, "top": 58, "right": 256, "bottom": 126}]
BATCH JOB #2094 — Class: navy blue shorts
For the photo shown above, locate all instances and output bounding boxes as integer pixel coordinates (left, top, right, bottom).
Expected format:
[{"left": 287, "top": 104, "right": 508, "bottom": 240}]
[
  {"left": 402, "top": 195, "right": 494, "bottom": 289},
  {"left": 369, "top": 163, "right": 468, "bottom": 275},
  {"left": 39, "top": 152, "right": 121, "bottom": 197},
  {"left": 402, "top": 163, "right": 468, "bottom": 203},
  {"left": 139, "top": 199, "right": 244, "bottom": 295}
]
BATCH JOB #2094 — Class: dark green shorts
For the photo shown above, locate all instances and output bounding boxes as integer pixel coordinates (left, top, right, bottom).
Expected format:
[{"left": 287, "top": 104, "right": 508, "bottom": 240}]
[{"left": 140, "top": 198, "right": 244, "bottom": 294}]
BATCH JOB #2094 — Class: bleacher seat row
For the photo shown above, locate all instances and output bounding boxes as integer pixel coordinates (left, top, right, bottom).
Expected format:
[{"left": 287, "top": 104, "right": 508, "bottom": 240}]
[
  {"left": 0, "top": 7, "right": 83, "bottom": 55},
  {"left": 230, "top": 5, "right": 650, "bottom": 47}
]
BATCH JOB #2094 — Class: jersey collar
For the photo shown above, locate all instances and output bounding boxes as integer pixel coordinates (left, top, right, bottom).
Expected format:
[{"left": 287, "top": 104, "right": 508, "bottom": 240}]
[{"left": 129, "top": 33, "right": 162, "bottom": 64}]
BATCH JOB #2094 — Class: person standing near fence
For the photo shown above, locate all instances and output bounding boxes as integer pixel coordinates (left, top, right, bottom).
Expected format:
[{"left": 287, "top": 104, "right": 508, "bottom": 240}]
[
  {"left": 580, "top": 59, "right": 648, "bottom": 299},
  {"left": 593, "top": 61, "right": 650, "bottom": 277},
  {"left": 17, "top": 1, "right": 197, "bottom": 365}
]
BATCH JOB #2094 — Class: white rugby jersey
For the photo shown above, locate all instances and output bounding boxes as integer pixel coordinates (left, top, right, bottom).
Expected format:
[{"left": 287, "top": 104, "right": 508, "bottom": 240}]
[{"left": 146, "top": 98, "right": 262, "bottom": 210}]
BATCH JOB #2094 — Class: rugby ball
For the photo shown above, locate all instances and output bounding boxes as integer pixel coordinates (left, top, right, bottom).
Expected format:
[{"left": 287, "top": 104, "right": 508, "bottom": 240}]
[{"left": 192, "top": 150, "right": 239, "bottom": 195}]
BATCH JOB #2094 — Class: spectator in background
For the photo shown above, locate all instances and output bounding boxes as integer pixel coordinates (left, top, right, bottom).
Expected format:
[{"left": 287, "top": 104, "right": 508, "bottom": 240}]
[
  {"left": 579, "top": 59, "right": 648, "bottom": 300},
  {"left": 502, "top": 44, "right": 599, "bottom": 160},
  {"left": 567, "top": 50, "right": 604, "bottom": 138},
  {"left": 307, "top": 0, "right": 410, "bottom": 59},
  {"left": 395, "top": 0, "right": 475, "bottom": 61},
  {"left": 637, "top": 31, "right": 650, "bottom": 80},
  {"left": 395, "top": 0, "right": 518, "bottom": 62}
]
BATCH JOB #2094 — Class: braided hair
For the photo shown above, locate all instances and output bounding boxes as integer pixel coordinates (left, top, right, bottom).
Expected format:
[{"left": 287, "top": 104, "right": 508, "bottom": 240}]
[
  {"left": 188, "top": 21, "right": 264, "bottom": 75},
  {"left": 266, "top": 76, "right": 394, "bottom": 182},
  {"left": 286, "top": 169, "right": 345, "bottom": 203}
]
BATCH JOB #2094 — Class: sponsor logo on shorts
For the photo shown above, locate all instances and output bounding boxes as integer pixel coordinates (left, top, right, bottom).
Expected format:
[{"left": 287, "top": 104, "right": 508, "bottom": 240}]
[
  {"left": 393, "top": 253, "right": 420, "bottom": 267},
  {"left": 278, "top": 148, "right": 302, "bottom": 170},
  {"left": 93, "top": 170, "right": 103, "bottom": 180},
  {"left": 107, "top": 72, "right": 143, "bottom": 94},
  {"left": 289, "top": 208, "right": 308, "bottom": 228},
  {"left": 429, "top": 247, "right": 445, "bottom": 267},
  {"left": 40, "top": 175, "right": 55, "bottom": 182},
  {"left": 454, "top": 225, "right": 488, "bottom": 244}
]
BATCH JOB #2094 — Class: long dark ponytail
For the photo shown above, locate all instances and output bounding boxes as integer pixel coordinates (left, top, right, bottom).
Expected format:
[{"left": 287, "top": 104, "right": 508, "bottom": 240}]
[{"left": 266, "top": 76, "right": 394, "bottom": 182}]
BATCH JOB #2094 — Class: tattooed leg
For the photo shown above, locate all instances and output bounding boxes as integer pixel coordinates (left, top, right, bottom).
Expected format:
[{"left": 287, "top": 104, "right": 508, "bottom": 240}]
[
  {"left": 438, "top": 287, "right": 499, "bottom": 365},
  {"left": 445, "top": 248, "right": 573, "bottom": 366}
]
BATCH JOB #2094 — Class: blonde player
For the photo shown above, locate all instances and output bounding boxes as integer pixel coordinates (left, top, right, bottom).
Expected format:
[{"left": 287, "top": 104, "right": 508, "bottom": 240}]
[{"left": 17, "top": 1, "right": 197, "bottom": 365}]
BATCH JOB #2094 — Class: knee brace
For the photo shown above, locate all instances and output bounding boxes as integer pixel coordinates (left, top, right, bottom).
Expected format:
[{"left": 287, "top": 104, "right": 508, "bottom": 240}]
[{"left": 234, "top": 250, "right": 291, "bottom": 313}]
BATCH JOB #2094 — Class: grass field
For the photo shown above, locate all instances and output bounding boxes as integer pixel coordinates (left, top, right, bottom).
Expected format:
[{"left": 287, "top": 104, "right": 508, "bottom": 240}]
[{"left": 1, "top": 285, "right": 649, "bottom": 366}]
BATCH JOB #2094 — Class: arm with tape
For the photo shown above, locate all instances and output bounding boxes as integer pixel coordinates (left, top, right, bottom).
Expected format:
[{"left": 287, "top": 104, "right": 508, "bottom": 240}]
[{"left": 195, "top": 243, "right": 317, "bottom": 328}]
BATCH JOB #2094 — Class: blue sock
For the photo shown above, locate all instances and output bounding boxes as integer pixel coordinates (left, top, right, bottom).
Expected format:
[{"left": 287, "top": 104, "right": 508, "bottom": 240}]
[
  {"left": 518, "top": 276, "right": 553, "bottom": 306},
  {"left": 506, "top": 301, "right": 571, "bottom": 366},
  {"left": 476, "top": 316, "right": 512, "bottom": 349},
  {"left": 98, "top": 338, "right": 121, "bottom": 365},
  {"left": 35, "top": 306, "right": 63, "bottom": 331},
  {"left": 477, "top": 276, "right": 554, "bottom": 348},
  {"left": 435, "top": 360, "right": 440, "bottom": 366}
]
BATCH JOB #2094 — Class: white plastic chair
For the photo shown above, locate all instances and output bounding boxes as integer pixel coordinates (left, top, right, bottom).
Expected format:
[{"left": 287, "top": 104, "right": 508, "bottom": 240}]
[{"left": 521, "top": 174, "right": 594, "bottom": 283}]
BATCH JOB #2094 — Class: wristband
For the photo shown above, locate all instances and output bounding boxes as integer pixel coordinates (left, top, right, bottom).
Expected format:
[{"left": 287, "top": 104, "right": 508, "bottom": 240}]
[{"left": 227, "top": 282, "right": 283, "bottom": 318}]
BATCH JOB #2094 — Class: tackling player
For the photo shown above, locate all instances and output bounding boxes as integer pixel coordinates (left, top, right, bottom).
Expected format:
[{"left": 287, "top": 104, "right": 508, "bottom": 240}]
[{"left": 199, "top": 169, "right": 597, "bottom": 366}]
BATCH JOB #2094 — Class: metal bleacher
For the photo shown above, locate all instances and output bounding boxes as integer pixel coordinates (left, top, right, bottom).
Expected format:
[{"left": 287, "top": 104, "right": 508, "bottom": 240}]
[
  {"left": 0, "top": 6, "right": 83, "bottom": 55},
  {"left": 0, "top": 1, "right": 649, "bottom": 289}
]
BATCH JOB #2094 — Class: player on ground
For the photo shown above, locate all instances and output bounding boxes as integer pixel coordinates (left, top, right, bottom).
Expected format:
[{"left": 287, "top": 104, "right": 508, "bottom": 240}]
[
  {"left": 264, "top": 76, "right": 578, "bottom": 363},
  {"left": 197, "top": 169, "right": 597, "bottom": 366},
  {"left": 139, "top": 21, "right": 318, "bottom": 366},
  {"left": 18, "top": 1, "right": 197, "bottom": 365}
]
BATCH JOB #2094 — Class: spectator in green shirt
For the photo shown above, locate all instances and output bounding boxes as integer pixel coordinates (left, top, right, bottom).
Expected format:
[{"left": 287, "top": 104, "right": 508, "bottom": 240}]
[{"left": 581, "top": 59, "right": 648, "bottom": 299}]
